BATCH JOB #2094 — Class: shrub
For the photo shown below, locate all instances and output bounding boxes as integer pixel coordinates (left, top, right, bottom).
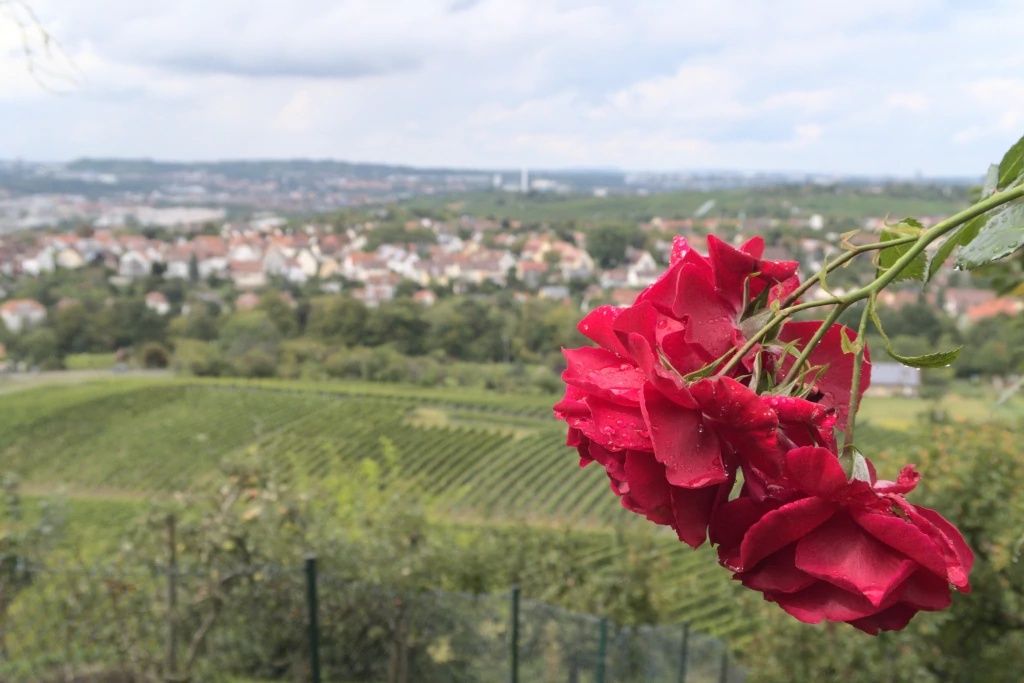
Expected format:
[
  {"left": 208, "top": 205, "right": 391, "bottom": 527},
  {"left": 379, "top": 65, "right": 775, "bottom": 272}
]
[{"left": 139, "top": 342, "right": 171, "bottom": 369}]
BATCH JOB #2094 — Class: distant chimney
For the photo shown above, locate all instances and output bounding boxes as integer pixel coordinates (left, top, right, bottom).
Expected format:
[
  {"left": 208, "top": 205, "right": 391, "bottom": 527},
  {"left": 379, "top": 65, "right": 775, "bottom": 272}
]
[{"left": 520, "top": 168, "right": 529, "bottom": 193}]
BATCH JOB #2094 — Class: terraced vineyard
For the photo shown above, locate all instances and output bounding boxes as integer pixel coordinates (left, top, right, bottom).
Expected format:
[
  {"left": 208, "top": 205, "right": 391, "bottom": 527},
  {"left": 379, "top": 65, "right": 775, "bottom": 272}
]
[{"left": 0, "top": 377, "right": 787, "bottom": 640}]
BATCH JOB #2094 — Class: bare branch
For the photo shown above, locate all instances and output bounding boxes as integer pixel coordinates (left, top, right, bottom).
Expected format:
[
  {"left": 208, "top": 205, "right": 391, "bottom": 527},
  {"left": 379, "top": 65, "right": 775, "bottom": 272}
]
[{"left": 0, "top": 0, "right": 80, "bottom": 92}]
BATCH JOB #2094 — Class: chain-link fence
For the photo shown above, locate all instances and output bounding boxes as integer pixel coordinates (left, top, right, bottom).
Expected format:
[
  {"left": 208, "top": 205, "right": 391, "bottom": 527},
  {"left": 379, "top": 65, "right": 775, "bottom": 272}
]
[{"left": 0, "top": 557, "right": 743, "bottom": 683}]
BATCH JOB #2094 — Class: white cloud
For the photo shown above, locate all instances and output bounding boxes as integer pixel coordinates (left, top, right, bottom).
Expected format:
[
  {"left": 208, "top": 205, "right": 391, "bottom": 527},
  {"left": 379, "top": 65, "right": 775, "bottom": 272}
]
[
  {"left": 886, "top": 92, "right": 931, "bottom": 113},
  {"left": 0, "top": 0, "right": 1023, "bottom": 175}
]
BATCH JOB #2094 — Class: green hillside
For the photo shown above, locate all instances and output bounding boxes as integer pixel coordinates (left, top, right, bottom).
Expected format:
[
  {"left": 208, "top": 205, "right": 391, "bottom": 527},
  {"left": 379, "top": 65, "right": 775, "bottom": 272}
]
[
  {"left": 0, "top": 378, "right": 750, "bottom": 639},
  {"left": 408, "top": 186, "right": 969, "bottom": 223}
]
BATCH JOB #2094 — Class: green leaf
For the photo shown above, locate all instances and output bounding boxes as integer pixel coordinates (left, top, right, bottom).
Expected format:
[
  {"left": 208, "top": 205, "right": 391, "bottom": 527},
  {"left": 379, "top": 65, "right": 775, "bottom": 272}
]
[
  {"left": 955, "top": 201, "right": 1024, "bottom": 270},
  {"left": 925, "top": 215, "right": 986, "bottom": 283},
  {"left": 868, "top": 301, "right": 962, "bottom": 368},
  {"left": 839, "top": 327, "right": 859, "bottom": 355},
  {"left": 851, "top": 451, "right": 872, "bottom": 482},
  {"left": 998, "top": 134, "right": 1024, "bottom": 190},
  {"left": 877, "top": 229, "right": 926, "bottom": 282},
  {"left": 983, "top": 163, "right": 999, "bottom": 197},
  {"left": 740, "top": 284, "right": 770, "bottom": 321},
  {"left": 679, "top": 348, "right": 735, "bottom": 382}
]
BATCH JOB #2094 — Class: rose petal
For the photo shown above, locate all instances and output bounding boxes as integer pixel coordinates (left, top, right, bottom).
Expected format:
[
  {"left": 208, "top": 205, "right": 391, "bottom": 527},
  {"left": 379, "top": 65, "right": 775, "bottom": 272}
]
[
  {"left": 783, "top": 447, "right": 849, "bottom": 499},
  {"left": 910, "top": 505, "right": 974, "bottom": 590},
  {"left": 577, "top": 305, "right": 631, "bottom": 359},
  {"left": 851, "top": 507, "right": 949, "bottom": 579},
  {"left": 691, "top": 377, "right": 781, "bottom": 476},
  {"left": 674, "top": 264, "right": 739, "bottom": 359},
  {"left": 847, "top": 603, "right": 919, "bottom": 635},
  {"left": 899, "top": 569, "right": 953, "bottom": 611},
  {"left": 640, "top": 383, "right": 726, "bottom": 488},
  {"left": 763, "top": 395, "right": 838, "bottom": 452},
  {"left": 796, "top": 512, "right": 918, "bottom": 607},
  {"left": 586, "top": 442, "right": 628, "bottom": 481},
  {"left": 562, "top": 347, "right": 644, "bottom": 406},
  {"left": 622, "top": 450, "right": 674, "bottom": 526},
  {"left": 740, "top": 543, "right": 818, "bottom": 594},
  {"left": 739, "top": 497, "right": 839, "bottom": 571},
  {"left": 771, "top": 579, "right": 903, "bottom": 624},
  {"left": 873, "top": 464, "right": 920, "bottom": 495},
  {"left": 621, "top": 332, "right": 698, "bottom": 407},
  {"left": 670, "top": 483, "right": 727, "bottom": 549}
]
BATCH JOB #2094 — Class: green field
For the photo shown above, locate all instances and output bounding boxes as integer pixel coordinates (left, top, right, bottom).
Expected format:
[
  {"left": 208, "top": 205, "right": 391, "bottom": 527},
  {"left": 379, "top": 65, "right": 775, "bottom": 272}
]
[
  {"left": 1, "top": 376, "right": 1012, "bottom": 643},
  {"left": 0, "top": 377, "right": 750, "bottom": 639},
  {"left": 408, "top": 186, "right": 970, "bottom": 223}
]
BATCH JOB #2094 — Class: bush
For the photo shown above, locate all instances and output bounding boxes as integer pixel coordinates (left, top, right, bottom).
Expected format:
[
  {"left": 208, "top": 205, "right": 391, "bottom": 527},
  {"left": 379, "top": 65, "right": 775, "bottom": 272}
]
[
  {"left": 171, "top": 339, "right": 228, "bottom": 377},
  {"left": 235, "top": 349, "right": 278, "bottom": 378},
  {"left": 139, "top": 342, "right": 171, "bottom": 369}
]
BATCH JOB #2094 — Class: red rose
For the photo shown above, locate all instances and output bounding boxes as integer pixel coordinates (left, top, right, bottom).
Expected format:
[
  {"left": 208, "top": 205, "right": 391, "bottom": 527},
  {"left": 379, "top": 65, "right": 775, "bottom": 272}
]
[
  {"left": 555, "top": 235, "right": 863, "bottom": 546},
  {"left": 556, "top": 331, "right": 839, "bottom": 546},
  {"left": 712, "top": 446, "right": 973, "bottom": 633}
]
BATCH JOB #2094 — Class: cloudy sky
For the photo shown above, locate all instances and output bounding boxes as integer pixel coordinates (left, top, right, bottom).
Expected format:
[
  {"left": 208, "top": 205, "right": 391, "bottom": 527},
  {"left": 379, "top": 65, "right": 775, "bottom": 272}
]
[{"left": 1, "top": 0, "right": 1023, "bottom": 175}]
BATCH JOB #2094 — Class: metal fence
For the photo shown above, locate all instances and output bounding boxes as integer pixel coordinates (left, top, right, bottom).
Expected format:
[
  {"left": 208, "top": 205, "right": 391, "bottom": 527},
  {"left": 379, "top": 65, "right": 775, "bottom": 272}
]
[{"left": 0, "top": 557, "right": 743, "bottom": 683}]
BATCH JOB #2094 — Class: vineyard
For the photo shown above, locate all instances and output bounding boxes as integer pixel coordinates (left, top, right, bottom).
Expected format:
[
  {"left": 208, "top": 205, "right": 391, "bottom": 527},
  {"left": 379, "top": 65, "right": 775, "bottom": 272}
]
[{"left": 0, "top": 377, "right": 920, "bottom": 642}]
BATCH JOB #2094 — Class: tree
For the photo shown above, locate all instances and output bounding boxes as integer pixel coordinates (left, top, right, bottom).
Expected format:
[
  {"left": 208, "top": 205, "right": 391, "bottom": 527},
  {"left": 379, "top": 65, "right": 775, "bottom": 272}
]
[
  {"left": 188, "top": 253, "right": 200, "bottom": 284},
  {"left": 365, "top": 299, "right": 429, "bottom": 354},
  {"left": 19, "top": 327, "right": 60, "bottom": 368},
  {"left": 257, "top": 292, "right": 298, "bottom": 338},
  {"left": 586, "top": 224, "right": 643, "bottom": 268},
  {"left": 218, "top": 311, "right": 280, "bottom": 359},
  {"left": 305, "top": 296, "right": 369, "bottom": 347}
]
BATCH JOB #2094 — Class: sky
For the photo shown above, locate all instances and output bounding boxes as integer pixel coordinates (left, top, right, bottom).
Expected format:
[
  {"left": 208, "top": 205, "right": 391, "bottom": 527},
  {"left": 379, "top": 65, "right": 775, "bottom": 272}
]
[{"left": 1, "top": 0, "right": 1023, "bottom": 175}]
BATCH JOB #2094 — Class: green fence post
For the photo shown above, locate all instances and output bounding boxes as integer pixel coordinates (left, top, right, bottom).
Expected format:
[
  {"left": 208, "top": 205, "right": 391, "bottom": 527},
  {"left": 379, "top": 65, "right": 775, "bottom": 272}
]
[
  {"left": 595, "top": 617, "right": 608, "bottom": 683},
  {"left": 510, "top": 585, "right": 520, "bottom": 683},
  {"left": 718, "top": 649, "right": 729, "bottom": 683},
  {"left": 305, "top": 556, "right": 322, "bottom": 683},
  {"left": 678, "top": 623, "right": 690, "bottom": 683}
]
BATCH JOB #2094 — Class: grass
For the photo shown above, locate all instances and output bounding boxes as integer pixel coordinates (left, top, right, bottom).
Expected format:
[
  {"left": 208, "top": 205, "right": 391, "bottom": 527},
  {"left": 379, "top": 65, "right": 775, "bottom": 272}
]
[
  {"left": 64, "top": 353, "right": 118, "bottom": 370},
  {"left": 857, "top": 391, "right": 1024, "bottom": 430},
  {"left": 407, "top": 186, "right": 970, "bottom": 223}
]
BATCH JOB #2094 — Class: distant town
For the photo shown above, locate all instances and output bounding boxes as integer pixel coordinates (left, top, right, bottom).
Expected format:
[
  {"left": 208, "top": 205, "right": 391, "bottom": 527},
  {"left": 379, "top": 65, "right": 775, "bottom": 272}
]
[{"left": 0, "top": 157, "right": 1014, "bottom": 391}]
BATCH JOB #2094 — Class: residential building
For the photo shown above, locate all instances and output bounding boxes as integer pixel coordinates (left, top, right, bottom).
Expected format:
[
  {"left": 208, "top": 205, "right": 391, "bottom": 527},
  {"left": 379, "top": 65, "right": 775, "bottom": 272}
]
[
  {"left": 229, "top": 260, "right": 267, "bottom": 289},
  {"left": 866, "top": 363, "right": 921, "bottom": 397},
  {"left": 0, "top": 299, "right": 46, "bottom": 333},
  {"left": 144, "top": 292, "right": 171, "bottom": 315},
  {"left": 119, "top": 250, "right": 153, "bottom": 279}
]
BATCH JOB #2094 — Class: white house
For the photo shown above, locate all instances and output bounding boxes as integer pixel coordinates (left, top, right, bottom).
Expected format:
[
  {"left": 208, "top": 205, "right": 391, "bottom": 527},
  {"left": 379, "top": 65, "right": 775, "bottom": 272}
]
[
  {"left": 119, "top": 250, "right": 152, "bottom": 279},
  {"left": 20, "top": 249, "right": 56, "bottom": 276},
  {"left": 144, "top": 291, "right": 171, "bottom": 315},
  {"left": 55, "top": 248, "right": 86, "bottom": 270},
  {"left": 262, "top": 247, "right": 290, "bottom": 277},
  {"left": 229, "top": 260, "right": 267, "bottom": 289},
  {"left": 164, "top": 246, "right": 193, "bottom": 280},
  {"left": 342, "top": 252, "right": 390, "bottom": 281},
  {"left": 228, "top": 241, "right": 262, "bottom": 263},
  {"left": 0, "top": 299, "right": 47, "bottom": 333},
  {"left": 296, "top": 248, "right": 320, "bottom": 279}
]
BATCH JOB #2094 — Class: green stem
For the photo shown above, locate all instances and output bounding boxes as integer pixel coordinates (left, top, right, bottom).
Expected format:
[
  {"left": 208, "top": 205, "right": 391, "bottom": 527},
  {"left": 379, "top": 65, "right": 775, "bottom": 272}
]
[
  {"left": 842, "top": 301, "right": 873, "bottom": 454},
  {"left": 719, "top": 185, "right": 1024, "bottom": 380},
  {"left": 841, "top": 185, "right": 1024, "bottom": 304},
  {"left": 780, "top": 235, "right": 918, "bottom": 309},
  {"left": 716, "top": 297, "right": 846, "bottom": 377},
  {"left": 781, "top": 302, "right": 849, "bottom": 385}
]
